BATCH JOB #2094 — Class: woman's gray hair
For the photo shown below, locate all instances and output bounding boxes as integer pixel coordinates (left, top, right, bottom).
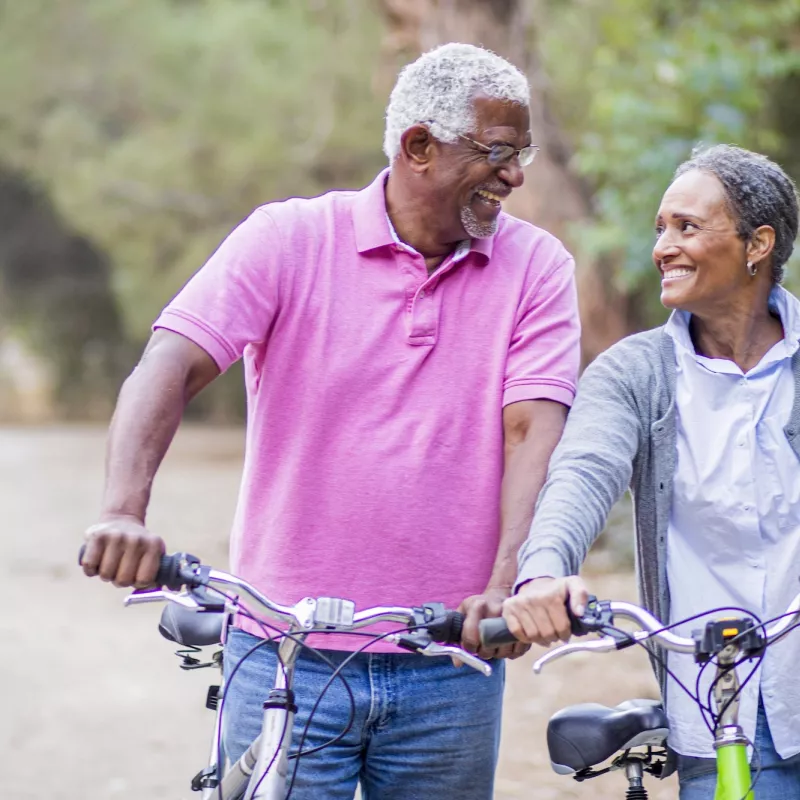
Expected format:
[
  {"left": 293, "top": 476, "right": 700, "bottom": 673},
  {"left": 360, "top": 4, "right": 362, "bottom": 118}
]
[
  {"left": 383, "top": 43, "right": 529, "bottom": 162},
  {"left": 674, "top": 144, "right": 799, "bottom": 282}
]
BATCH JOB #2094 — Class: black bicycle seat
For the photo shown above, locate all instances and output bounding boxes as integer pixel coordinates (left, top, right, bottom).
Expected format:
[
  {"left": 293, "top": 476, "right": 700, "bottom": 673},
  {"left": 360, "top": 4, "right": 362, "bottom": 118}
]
[
  {"left": 547, "top": 699, "right": 669, "bottom": 774},
  {"left": 158, "top": 589, "right": 226, "bottom": 647}
]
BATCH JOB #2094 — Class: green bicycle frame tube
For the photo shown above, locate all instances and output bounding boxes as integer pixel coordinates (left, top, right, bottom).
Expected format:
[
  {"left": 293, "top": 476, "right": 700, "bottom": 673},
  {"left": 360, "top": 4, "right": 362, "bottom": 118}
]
[{"left": 715, "top": 742, "right": 753, "bottom": 800}]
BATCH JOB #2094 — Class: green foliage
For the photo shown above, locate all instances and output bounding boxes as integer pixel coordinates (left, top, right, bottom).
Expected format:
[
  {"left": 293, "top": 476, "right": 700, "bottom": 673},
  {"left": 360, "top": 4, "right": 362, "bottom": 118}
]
[
  {"left": 539, "top": 0, "right": 800, "bottom": 308},
  {"left": 3, "top": 0, "right": 800, "bottom": 420},
  {"left": 0, "top": 0, "right": 386, "bottom": 341}
]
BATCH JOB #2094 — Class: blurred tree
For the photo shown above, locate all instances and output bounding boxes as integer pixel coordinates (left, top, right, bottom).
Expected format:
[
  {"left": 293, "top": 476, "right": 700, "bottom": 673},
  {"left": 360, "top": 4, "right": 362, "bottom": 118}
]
[
  {"left": 377, "top": 0, "right": 634, "bottom": 361},
  {"left": 2, "top": 0, "right": 799, "bottom": 418},
  {"left": 0, "top": 0, "right": 387, "bottom": 417},
  {"left": 377, "top": 0, "right": 800, "bottom": 358},
  {"left": 0, "top": 167, "right": 128, "bottom": 416},
  {"left": 539, "top": 0, "right": 800, "bottom": 322}
]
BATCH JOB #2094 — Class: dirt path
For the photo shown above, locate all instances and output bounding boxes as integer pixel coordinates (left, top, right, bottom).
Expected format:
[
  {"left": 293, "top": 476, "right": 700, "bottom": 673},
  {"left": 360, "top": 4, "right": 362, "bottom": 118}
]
[{"left": 2, "top": 425, "right": 677, "bottom": 798}]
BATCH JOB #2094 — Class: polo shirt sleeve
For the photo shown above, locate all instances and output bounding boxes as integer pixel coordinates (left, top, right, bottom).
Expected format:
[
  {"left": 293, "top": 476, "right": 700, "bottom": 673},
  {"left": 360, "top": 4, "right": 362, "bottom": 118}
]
[
  {"left": 153, "top": 209, "right": 280, "bottom": 372},
  {"left": 503, "top": 254, "right": 580, "bottom": 408}
]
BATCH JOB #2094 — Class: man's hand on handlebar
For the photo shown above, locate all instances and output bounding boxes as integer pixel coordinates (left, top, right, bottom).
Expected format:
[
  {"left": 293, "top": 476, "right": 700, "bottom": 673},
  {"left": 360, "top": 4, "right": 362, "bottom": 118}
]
[
  {"left": 81, "top": 515, "right": 166, "bottom": 588},
  {"left": 458, "top": 586, "right": 531, "bottom": 661},
  {"left": 501, "top": 576, "right": 590, "bottom": 646}
]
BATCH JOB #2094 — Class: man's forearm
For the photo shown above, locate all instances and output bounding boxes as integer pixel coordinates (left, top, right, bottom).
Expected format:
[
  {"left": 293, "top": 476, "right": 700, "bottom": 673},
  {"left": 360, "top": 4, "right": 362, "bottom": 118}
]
[
  {"left": 99, "top": 331, "right": 221, "bottom": 521},
  {"left": 488, "top": 400, "right": 567, "bottom": 590},
  {"left": 100, "top": 360, "right": 189, "bottom": 521},
  {"left": 489, "top": 437, "right": 551, "bottom": 588}
]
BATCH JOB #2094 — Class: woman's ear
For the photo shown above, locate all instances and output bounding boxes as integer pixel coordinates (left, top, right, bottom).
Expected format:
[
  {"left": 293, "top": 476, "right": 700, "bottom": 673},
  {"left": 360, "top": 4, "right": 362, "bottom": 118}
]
[{"left": 746, "top": 224, "right": 776, "bottom": 267}]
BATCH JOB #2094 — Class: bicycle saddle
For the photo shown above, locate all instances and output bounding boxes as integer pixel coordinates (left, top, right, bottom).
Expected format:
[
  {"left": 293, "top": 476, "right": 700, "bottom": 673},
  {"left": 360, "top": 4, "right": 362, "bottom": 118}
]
[
  {"left": 547, "top": 699, "right": 669, "bottom": 774},
  {"left": 158, "top": 589, "right": 226, "bottom": 647}
]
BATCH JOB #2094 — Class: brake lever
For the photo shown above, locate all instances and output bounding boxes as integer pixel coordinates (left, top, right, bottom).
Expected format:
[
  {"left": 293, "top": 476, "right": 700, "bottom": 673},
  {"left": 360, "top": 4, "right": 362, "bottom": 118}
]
[
  {"left": 417, "top": 642, "right": 493, "bottom": 676},
  {"left": 532, "top": 635, "right": 631, "bottom": 673},
  {"left": 123, "top": 588, "right": 202, "bottom": 609}
]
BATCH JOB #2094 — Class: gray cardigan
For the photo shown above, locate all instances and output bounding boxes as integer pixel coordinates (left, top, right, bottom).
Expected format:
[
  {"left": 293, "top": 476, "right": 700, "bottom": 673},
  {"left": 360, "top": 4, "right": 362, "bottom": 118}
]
[{"left": 516, "top": 326, "right": 800, "bottom": 705}]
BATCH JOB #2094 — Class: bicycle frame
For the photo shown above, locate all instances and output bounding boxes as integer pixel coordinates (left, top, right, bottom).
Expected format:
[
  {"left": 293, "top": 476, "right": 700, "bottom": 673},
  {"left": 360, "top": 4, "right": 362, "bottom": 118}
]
[
  {"left": 225, "top": 629, "right": 309, "bottom": 800},
  {"left": 124, "top": 554, "right": 492, "bottom": 800},
  {"left": 715, "top": 743, "right": 752, "bottom": 800},
  {"left": 178, "top": 621, "right": 308, "bottom": 800}
]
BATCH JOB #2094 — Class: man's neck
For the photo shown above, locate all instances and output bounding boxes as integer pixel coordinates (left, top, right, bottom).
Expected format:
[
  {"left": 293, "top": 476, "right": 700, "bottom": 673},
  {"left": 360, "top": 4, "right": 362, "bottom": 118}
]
[{"left": 384, "top": 171, "right": 460, "bottom": 270}]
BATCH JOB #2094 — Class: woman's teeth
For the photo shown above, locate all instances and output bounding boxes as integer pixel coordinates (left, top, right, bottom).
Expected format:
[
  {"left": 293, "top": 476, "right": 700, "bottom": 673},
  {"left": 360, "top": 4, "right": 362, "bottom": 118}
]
[{"left": 663, "top": 268, "right": 694, "bottom": 279}]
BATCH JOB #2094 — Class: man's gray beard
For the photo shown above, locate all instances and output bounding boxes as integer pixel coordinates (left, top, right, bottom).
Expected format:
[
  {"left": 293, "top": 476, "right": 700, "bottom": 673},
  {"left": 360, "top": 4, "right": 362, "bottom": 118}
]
[{"left": 460, "top": 205, "right": 498, "bottom": 239}]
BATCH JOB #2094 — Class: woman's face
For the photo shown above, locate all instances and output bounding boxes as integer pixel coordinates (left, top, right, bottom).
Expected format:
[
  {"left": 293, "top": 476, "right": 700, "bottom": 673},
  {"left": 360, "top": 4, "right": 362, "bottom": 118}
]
[{"left": 653, "top": 170, "right": 750, "bottom": 313}]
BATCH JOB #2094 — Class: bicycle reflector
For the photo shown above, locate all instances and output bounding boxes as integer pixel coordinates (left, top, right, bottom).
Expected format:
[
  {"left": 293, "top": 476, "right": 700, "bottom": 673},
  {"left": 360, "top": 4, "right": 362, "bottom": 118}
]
[{"left": 692, "top": 617, "right": 766, "bottom": 663}]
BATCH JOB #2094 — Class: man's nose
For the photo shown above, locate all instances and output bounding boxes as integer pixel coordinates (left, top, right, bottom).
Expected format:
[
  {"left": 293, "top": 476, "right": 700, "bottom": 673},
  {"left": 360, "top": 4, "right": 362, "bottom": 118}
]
[{"left": 498, "top": 160, "right": 524, "bottom": 189}]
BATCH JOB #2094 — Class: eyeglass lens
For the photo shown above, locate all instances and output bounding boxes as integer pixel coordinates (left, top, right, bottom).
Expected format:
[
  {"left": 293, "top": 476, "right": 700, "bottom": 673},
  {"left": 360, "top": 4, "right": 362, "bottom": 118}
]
[{"left": 488, "top": 145, "right": 537, "bottom": 167}]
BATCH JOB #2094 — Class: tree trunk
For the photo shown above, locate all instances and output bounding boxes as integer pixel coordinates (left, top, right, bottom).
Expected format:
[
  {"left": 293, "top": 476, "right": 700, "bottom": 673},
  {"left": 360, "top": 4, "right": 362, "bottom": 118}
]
[
  {"left": 376, "top": 0, "right": 634, "bottom": 363},
  {"left": 0, "top": 166, "right": 130, "bottom": 417}
]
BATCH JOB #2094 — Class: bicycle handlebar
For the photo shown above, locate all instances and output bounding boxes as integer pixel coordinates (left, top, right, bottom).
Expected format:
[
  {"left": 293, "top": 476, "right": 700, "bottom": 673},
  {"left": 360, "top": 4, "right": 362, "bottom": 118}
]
[
  {"left": 80, "top": 547, "right": 490, "bottom": 674},
  {"left": 478, "top": 593, "right": 800, "bottom": 673}
]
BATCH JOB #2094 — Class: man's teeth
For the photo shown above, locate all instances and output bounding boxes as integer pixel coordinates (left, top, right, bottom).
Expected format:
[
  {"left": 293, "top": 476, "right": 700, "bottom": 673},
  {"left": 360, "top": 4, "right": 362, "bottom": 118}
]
[
  {"left": 477, "top": 189, "right": 502, "bottom": 203},
  {"left": 663, "top": 268, "right": 693, "bottom": 279}
]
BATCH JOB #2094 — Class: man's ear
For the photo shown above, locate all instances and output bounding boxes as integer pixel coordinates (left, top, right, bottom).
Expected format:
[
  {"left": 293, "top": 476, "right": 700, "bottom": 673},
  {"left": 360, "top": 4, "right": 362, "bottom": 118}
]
[
  {"left": 399, "top": 125, "right": 437, "bottom": 175},
  {"left": 746, "top": 224, "right": 776, "bottom": 268}
]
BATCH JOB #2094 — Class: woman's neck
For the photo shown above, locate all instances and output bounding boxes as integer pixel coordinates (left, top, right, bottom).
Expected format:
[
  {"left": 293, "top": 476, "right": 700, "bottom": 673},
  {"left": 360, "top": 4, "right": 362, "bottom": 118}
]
[{"left": 689, "top": 296, "right": 784, "bottom": 373}]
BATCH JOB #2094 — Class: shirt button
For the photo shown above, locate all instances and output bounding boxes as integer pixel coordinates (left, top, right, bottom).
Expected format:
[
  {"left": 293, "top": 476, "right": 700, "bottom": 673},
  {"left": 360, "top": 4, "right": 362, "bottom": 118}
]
[{"left": 418, "top": 290, "right": 426, "bottom": 299}]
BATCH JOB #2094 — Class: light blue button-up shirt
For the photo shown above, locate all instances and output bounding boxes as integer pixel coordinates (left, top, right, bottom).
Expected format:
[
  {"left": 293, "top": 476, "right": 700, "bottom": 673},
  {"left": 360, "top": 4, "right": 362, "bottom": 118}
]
[{"left": 665, "top": 285, "right": 800, "bottom": 758}]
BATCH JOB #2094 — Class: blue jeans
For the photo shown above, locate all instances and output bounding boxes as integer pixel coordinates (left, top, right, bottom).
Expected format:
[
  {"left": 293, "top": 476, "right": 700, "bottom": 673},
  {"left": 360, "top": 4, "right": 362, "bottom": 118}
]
[
  {"left": 678, "top": 700, "right": 800, "bottom": 799},
  {"left": 222, "top": 628, "right": 505, "bottom": 799}
]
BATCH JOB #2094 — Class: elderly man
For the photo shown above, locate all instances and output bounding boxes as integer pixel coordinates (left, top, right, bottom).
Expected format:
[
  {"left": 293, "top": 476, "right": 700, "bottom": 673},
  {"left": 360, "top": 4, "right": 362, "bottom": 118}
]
[{"left": 81, "top": 43, "right": 580, "bottom": 798}]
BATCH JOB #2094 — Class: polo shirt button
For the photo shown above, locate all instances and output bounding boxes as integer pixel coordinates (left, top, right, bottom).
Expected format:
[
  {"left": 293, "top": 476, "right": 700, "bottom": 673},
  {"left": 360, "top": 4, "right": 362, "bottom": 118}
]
[{"left": 418, "top": 290, "right": 426, "bottom": 299}]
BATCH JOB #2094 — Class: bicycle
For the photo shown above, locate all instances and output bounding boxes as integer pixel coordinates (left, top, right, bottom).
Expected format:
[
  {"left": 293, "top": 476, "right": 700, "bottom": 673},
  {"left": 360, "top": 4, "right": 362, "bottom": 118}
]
[
  {"left": 80, "top": 548, "right": 492, "bottom": 800},
  {"left": 479, "top": 592, "right": 800, "bottom": 800}
]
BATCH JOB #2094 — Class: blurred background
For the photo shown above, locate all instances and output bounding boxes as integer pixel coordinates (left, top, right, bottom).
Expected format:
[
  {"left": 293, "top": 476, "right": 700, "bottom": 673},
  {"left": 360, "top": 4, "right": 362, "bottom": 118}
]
[{"left": 4, "top": 0, "right": 800, "bottom": 797}]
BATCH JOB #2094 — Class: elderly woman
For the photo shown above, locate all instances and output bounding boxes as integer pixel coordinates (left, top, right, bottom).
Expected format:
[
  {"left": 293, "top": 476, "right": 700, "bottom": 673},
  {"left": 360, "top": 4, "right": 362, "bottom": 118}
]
[{"left": 504, "top": 144, "right": 800, "bottom": 797}]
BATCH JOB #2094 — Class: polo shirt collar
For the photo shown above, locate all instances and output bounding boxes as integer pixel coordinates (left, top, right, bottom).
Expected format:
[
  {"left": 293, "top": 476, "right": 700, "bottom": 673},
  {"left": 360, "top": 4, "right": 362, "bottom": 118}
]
[{"left": 352, "top": 168, "right": 495, "bottom": 261}]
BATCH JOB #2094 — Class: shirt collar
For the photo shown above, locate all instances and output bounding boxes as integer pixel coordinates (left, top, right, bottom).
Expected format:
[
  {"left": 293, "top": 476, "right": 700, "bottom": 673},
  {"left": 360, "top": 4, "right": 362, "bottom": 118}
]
[
  {"left": 352, "top": 168, "right": 495, "bottom": 261},
  {"left": 665, "top": 284, "right": 800, "bottom": 368},
  {"left": 769, "top": 284, "right": 800, "bottom": 353}
]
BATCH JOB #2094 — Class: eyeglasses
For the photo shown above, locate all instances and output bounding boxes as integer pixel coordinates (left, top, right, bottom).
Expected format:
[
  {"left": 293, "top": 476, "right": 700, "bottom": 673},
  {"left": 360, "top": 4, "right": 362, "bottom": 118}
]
[
  {"left": 458, "top": 133, "right": 539, "bottom": 167},
  {"left": 426, "top": 121, "right": 539, "bottom": 167}
]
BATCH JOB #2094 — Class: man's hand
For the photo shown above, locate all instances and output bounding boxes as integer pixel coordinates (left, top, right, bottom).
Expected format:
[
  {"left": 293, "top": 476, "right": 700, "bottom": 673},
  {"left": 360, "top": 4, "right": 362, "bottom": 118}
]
[
  {"left": 458, "top": 586, "right": 531, "bottom": 662},
  {"left": 81, "top": 515, "right": 166, "bottom": 588},
  {"left": 501, "top": 576, "right": 589, "bottom": 647}
]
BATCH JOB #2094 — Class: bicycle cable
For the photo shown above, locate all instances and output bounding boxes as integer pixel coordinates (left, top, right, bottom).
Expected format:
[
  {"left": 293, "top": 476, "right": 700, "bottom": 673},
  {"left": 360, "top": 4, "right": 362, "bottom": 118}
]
[
  {"left": 600, "top": 603, "right": 800, "bottom": 796},
  {"left": 194, "top": 583, "right": 357, "bottom": 800},
  {"left": 203, "top": 584, "right": 441, "bottom": 800},
  {"left": 597, "top": 622, "right": 712, "bottom": 717},
  {"left": 285, "top": 622, "right": 434, "bottom": 799}
]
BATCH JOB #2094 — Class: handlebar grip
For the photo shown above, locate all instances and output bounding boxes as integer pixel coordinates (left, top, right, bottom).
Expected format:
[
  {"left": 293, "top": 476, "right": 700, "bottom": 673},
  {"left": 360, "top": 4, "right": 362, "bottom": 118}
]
[
  {"left": 78, "top": 544, "right": 188, "bottom": 591},
  {"left": 439, "top": 611, "right": 464, "bottom": 645},
  {"left": 153, "top": 553, "right": 185, "bottom": 590},
  {"left": 479, "top": 617, "right": 518, "bottom": 647}
]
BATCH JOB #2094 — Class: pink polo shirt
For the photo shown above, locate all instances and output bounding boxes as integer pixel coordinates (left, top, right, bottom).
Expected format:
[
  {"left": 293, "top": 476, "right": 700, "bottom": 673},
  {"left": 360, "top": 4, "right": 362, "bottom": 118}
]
[{"left": 155, "top": 169, "right": 580, "bottom": 650}]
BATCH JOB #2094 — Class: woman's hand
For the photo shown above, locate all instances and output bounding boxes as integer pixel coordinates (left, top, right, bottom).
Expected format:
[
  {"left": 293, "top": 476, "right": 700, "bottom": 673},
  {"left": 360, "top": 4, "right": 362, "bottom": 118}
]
[{"left": 501, "top": 576, "right": 589, "bottom": 646}]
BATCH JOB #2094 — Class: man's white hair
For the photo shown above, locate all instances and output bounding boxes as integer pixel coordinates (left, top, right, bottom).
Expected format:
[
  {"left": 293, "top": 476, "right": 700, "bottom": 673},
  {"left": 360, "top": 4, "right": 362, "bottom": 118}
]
[{"left": 383, "top": 42, "right": 530, "bottom": 162}]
